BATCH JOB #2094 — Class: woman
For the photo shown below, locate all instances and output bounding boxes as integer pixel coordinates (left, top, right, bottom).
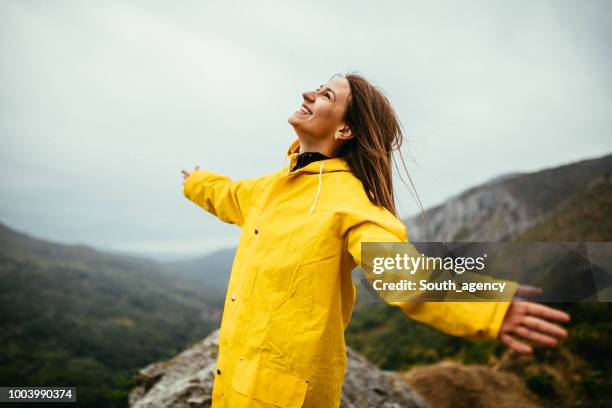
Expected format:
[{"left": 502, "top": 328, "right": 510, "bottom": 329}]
[{"left": 181, "top": 73, "right": 570, "bottom": 408}]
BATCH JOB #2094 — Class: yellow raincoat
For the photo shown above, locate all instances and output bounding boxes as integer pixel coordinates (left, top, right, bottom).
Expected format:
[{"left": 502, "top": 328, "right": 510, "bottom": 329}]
[{"left": 183, "top": 139, "right": 514, "bottom": 408}]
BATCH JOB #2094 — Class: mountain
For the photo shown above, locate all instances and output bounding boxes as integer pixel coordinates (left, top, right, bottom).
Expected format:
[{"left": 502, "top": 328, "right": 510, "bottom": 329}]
[
  {"left": 403, "top": 153, "right": 612, "bottom": 242},
  {"left": 0, "top": 222, "right": 225, "bottom": 407},
  {"left": 516, "top": 172, "right": 612, "bottom": 242},
  {"left": 166, "top": 248, "right": 236, "bottom": 294}
]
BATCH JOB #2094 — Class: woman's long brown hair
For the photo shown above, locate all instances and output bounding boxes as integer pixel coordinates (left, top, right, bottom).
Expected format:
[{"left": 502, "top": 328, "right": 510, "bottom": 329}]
[{"left": 335, "top": 72, "right": 424, "bottom": 219}]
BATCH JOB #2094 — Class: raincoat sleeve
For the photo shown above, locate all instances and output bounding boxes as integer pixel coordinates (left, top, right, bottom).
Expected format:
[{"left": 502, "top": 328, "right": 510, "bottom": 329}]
[
  {"left": 183, "top": 169, "right": 260, "bottom": 227},
  {"left": 346, "top": 216, "right": 517, "bottom": 342}
]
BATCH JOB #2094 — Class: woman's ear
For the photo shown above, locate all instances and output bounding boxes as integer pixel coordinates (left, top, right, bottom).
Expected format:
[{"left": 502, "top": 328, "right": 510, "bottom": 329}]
[{"left": 334, "top": 125, "right": 353, "bottom": 141}]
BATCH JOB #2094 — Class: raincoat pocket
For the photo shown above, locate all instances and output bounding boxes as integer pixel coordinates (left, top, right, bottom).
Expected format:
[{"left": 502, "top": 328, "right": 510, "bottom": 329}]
[{"left": 232, "top": 358, "right": 309, "bottom": 408}]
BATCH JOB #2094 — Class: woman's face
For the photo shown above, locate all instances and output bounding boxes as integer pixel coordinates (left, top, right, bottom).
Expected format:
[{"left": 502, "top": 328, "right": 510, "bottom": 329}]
[{"left": 288, "top": 77, "right": 351, "bottom": 141}]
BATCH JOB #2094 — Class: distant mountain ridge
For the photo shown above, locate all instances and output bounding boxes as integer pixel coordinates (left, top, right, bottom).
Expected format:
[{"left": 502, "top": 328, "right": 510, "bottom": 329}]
[
  {"left": 166, "top": 248, "right": 236, "bottom": 294},
  {"left": 0, "top": 222, "right": 166, "bottom": 277},
  {"left": 403, "top": 153, "right": 612, "bottom": 242}
]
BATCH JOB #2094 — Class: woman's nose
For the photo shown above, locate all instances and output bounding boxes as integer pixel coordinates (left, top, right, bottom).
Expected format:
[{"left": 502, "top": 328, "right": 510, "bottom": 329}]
[{"left": 302, "top": 90, "right": 315, "bottom": 102}]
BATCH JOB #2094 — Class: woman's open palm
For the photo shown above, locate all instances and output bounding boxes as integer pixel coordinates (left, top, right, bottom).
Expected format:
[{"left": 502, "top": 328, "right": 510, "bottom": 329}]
[{"left": 498, "top": 299, "right": 570, "bottom": 354}]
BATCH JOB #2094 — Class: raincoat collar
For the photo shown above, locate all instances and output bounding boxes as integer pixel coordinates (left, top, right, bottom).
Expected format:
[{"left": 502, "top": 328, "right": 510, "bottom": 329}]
[
  {"left": 284, "top": 138, "right": 351, "bottom": 175},
  {"left": 283, "top": 138, "right": 352, "bottom": 213},
  {"left": 291, "top": 151, "right": 330, "bottom": 172}
]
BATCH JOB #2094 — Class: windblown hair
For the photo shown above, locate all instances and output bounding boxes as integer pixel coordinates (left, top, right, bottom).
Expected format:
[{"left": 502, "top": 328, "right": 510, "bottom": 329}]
[{"left": 335, "top": 72, "right": 423, "bottom": 218}]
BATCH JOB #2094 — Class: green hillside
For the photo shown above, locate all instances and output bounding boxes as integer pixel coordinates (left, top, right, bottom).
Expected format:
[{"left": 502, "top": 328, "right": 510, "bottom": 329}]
[
  {"left": 0, "top": 223, "right": 224, "bottom": 407},
  {"left": 516, "top": 175, "right": 612, "bottom": 242}
]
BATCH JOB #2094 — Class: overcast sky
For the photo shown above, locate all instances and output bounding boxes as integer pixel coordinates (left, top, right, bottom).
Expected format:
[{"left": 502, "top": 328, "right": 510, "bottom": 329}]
[{"left": 1, "top": 0, "right": 611, "bottom": 260}]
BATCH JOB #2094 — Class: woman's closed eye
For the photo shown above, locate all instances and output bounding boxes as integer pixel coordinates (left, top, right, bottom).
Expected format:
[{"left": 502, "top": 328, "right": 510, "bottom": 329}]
[{"left": 316, "top": 87, "right": 332, "bottom": 99}]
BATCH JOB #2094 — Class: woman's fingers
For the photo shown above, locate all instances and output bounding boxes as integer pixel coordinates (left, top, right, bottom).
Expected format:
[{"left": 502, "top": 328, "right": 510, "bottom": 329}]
[
  {"left": 514, "top": 325, "right": 559, "bottom": 347},
  {"left": 522, "top": 315, "right": 568, "bottom": 339},
  {"left": 526, "top": 302, "right": 571, "bottom": 323},
  {"left": 499, "top": 301, "right": 571, "bottom": 354},
  {"left": 500, "top": 333, "right": 533, "bottom": 354}
]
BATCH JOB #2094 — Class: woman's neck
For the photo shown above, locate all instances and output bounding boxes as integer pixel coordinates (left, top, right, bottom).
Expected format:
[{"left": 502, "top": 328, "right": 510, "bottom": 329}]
[{"left": 298, "top": 138, "right": 337, "bottom": 157}]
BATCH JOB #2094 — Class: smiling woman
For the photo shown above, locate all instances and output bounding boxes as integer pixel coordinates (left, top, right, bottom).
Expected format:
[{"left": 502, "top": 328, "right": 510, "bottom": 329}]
[{"left": 180, "top": 72, "right": 570, "bottom": 408}]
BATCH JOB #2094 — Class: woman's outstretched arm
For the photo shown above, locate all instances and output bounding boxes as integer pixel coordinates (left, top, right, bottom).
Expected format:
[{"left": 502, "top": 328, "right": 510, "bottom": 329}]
[
  {"left": 181, "top": 166, "right": 260, "bottom": 227},
  {"left": 346, "top": 216, "right": 570, "bottom": 352}
]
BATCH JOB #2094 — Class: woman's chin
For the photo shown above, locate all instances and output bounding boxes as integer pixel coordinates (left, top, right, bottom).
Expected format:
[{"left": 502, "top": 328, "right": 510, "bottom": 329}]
[
  {"left": 288, "top": 113, "right": 303, "bottom": 126},
  {"left": 288, "top": 112, "right": 312, "bottom": 125}
]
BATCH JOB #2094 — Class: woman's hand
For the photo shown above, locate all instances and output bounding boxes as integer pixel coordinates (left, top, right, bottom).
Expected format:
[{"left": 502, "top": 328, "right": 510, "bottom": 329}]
[
  {"left": 498, "top": 299, "right": 570, "bottom": 354},
  {"left": 181, "top": 166, "right": 200, "bottom": 182}
]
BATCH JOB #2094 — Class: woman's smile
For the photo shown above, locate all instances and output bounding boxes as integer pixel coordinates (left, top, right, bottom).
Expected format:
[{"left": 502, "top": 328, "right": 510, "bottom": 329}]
[{"left": 296, "top": 103, "right": 313, "bottom": 116}]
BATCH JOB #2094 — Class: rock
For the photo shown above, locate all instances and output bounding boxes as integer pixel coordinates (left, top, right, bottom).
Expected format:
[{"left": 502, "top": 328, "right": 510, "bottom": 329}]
[
  {"left": 405, "top": 182, "right": 542, "bottom": 242},
  {"left": 400, "top": 361, "right": 540, "bottom": 408},
  {"left": 341, "top": 347, "right": 427, "bottom": 408},
  {"left": 129, "top": 329, "right": 428, "bottom": 408},
  {"left": 128, "top": 331, "right": 219, "bottom": 408}
]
